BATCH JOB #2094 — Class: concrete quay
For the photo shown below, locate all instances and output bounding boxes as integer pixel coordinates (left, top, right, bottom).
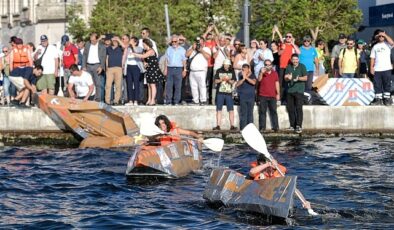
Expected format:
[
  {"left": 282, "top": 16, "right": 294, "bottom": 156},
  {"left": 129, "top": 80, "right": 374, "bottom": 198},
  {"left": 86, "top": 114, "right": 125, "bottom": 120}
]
[{"left": 0, "top": 105, "right": 393, "bottom": 145}]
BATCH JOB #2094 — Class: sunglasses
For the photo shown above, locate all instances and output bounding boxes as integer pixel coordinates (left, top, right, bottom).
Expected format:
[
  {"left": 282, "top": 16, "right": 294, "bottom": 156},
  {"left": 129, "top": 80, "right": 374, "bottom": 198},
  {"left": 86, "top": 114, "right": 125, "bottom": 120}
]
[
  {"left": 234, "top": 43, "right": 240, "bottom": 45},
  {"left": 304, "top": 40, "right": 311, "bottom": 43},
  {"left": 2, "top": 50, "right": 8, "bottom": 53},
  {"left": 171, "top": 40, "right": 178, "bottom": 43},
  {"left": 347, "top": 43, "right": 354, "bottom": 45},
  {"left": 264, "top": 64, "right": 272, "bottom": 66},
  {"left": 286, "top": 35, "right": 292, "bottom": 38}
]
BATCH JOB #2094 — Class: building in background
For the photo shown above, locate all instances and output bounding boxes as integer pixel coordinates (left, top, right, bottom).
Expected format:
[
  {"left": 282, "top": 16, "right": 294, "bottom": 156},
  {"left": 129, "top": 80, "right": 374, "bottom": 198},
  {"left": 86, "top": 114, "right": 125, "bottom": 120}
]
[
  {"left": 357, "top": 0, "right": 394, "bottom": 42},
  {"left": 0, "top": 0, "right": 96, "bottom": 47}
]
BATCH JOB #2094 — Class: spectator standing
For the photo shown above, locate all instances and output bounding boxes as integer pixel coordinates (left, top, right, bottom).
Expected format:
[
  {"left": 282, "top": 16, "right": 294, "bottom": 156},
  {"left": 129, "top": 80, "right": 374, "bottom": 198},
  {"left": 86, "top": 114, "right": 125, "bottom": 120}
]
[
  {"left": 67, "top": 64, "right": 95, "bottom": 102},
  {"left": 164, "top": 35, "right": 187, "bottom": 105},
  {"left": 234, "top": 44, "right": 251, "bottom": 77},
  {"left": 284, "top": 54, "right": 308, "bottom": 133},
  {"left": 33, "top": 35, "right": 59, "bottom": 95},
  {"left": 132, "top": 39, "right": 164, "bottom": 105},
  {"left": 213, "top": 59, "right": 237, "bottom": 131},
  {"left": 338, "top": 37, "right": 359, "bottom": 78},
  {"left": 247, "top": 39, "right": 259, "bottom": 62},
  {"left": 178, "top": 34, "right": 190, "bottom": 51},
  {"left": 1, "top": 46, "right": 12, "bottom": 105},
  {"left": 370, "top": 29, "right": 394, "bottom": 105},
  {"left": 270, "top": 41, "right": 280, "bottom": 71},
  {"left": 76, "top": 39, "right": 85, "bottom": 69},
  {"left": 212, "top": 36, "right": 231, "bottom": 104},
  {"left": 10, "top": 38, "right": 33, "bottom": 72},
  {"left": 105, "top": 36, "right": 123, "bottom": 105},
  {"left": 299, "top": 35, "right": 318, "bottom": 92},
  {"left": 61, "top": 35, "right": 79, "bottom": 95},
  {"left": 139, "top": 28, "right": 158, "bottom": 56},
  {"left": 203, "top": 24, "right": 218, "bottom": 105},
  {"left": 315, "top": 39, "right": 328, "bottom": 75},
  {"left": 253, "top": 39, "right": 273, "bottom": 80},
  {"left": 186, "top": 37, "right": 211, "bottom": 105},
  {"left": 236, "top": 63, "right": 256, "bottom": 130},
  {"left": 357, "top": 39, "right": 370, "bottom": 78},
  {"left": 258, "top": 59, "right": 280, "bottom": 132},
  {"left": 82, "top": 32, "right": 106, "bottom": 102},
  {"left": 123, "top": 36, "right": 144, "bottom": 106},
  {"left": 331, "top": 33, "right": 347, "bottom": 78}
]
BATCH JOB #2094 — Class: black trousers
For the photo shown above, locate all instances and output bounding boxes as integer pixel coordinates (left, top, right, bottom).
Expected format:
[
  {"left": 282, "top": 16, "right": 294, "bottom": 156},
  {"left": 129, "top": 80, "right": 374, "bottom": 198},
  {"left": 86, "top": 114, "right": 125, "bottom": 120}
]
[
  {"left": 258, "top": 96, "right": 279, "bottom": 130},
  {"left": 286, "top": 92, "right": 304, "bottom": 128},
  {"left": 206, "top": 67, "right": 214, "bottom": 104}
]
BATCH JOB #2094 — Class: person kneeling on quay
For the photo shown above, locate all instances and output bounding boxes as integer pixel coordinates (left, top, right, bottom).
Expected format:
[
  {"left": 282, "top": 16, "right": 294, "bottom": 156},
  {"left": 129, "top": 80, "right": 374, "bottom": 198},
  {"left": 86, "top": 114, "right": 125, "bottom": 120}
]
[
  {"left": 67, "top": 64, "right": 96, "bottom": 103},
  {"left": 8, "top": 65, "right": 43, "bottom": 108},
  {"left": 155, "top": 114, "right": 202, "bottom": 145}
]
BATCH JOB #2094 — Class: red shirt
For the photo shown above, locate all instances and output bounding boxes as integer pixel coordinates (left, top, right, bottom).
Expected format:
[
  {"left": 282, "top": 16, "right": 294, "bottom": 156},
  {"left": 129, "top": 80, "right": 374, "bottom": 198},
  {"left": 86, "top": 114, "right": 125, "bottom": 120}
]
[
  {"left": 205, "top": 40, "right": 216, "bottom": 67},
  {"left": 279, "top": 43, "right": 294, "bottom": 69},
  {"left": 258, "top": 70, "right": 279, "bottom": 98},
  {"left": 63, "top": 43, "right": 79, "bottom": 69}
]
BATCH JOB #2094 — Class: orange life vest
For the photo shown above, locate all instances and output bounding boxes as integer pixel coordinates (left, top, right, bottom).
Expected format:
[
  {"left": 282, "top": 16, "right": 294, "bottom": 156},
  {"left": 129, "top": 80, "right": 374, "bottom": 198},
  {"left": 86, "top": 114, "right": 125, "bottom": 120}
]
[
  {"left": 159, "top": 121, "right": 181, "bottom": 145},
  {"left": 250, "top": 161, "right": 287, "bottom": 180},
  {"left": 12, "top": 45, "right": 30, "bottom": 68}
]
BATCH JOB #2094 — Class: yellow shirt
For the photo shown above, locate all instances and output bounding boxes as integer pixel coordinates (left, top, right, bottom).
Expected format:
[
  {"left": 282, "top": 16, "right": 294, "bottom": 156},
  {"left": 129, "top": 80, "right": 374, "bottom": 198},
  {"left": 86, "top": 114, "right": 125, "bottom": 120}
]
[{"left": 339, "top": 48, "right": 359, "bottom": 73}]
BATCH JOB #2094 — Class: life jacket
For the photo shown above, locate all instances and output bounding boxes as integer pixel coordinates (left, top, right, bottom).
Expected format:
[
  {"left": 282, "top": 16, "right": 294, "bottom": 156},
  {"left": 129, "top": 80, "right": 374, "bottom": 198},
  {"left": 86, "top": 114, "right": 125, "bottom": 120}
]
[
  {"left": 159, "top": 121, "right": 181, "bottom": 145},
  {"left": 12, "top": 45, "right": 30, "bottom": 68},
  {"left": 250, "top": 161, "right": 287, "bottom": 180}
]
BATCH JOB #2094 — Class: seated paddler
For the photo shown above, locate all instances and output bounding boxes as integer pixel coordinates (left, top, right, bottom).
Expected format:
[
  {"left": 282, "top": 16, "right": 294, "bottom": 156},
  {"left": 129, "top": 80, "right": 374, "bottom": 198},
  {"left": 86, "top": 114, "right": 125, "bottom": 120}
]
[
  {"left": 155, "top": 115, "right": 202, "bottom": 145},
  {"left": 249, "top": 155, "right": 287, "bottom": 180}
]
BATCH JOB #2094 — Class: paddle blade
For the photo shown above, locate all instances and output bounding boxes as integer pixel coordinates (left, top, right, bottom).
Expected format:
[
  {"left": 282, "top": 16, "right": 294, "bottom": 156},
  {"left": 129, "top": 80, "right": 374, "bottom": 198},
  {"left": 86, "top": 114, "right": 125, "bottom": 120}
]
[
  {"left": 241, "top": 123, "right": 271, "bottom": 159},
  {"left": 139, "top": 121, "right": 164, "bottom": 136},
  {"left": 203, "top": 138, "right": 224, "bottom": 152}
]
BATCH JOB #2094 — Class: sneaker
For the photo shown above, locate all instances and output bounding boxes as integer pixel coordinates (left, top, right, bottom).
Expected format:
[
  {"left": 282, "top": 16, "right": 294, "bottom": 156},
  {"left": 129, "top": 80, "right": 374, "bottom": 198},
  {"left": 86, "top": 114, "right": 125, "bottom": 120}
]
[
  {"left": 383, "top": 98, "right": 393, "bottom": 106},
  {"left": 286, "top": 127, "right": 295, "bottom": 131},
  {"left": 371, "top": 99, "right": 383, "bottom": 106},
  {"left": 134, "top": 101, "right": 138, "bottom": 106},
  {"left": 295, "top": 126, "right": 302, "bottom": 134},
  {"left": 212, "top": 126, "right": 221, "bottom": 131},
  {"left": 260, "top": 128, "right": 266, "bottom": 133},
  {"left": 230, "top": 126, "right": 237, "bottom": 131},
  {"left": 200, "top": 101, "right": 207, "bottom": 106},
  {"left": 190, "top": 102, "right": 200, "bottom": 106}
]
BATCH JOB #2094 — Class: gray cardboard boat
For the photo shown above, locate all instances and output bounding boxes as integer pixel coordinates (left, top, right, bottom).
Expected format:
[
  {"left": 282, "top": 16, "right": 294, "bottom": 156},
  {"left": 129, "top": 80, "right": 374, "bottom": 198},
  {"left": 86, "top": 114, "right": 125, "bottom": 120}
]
[{"left": 203, "top": 168, "right": 297, "bottom": 219}]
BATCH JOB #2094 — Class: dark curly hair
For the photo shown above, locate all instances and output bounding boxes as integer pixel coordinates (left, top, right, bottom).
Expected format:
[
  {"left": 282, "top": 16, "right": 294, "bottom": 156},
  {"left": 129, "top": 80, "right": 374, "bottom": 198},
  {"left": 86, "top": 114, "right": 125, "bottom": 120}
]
[{"left": 155, "top": 115, "right": 171, "bottom": 132}]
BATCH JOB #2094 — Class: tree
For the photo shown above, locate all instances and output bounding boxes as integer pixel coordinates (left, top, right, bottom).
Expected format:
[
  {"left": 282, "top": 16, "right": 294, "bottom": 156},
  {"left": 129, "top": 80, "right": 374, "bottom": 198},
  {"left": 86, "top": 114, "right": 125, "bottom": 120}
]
[
  {"left": 250, "top": 0, "right": 362, "bottom": 43},
  {"left": 66, "top": 4, "right": 89, "bottom": 41}
]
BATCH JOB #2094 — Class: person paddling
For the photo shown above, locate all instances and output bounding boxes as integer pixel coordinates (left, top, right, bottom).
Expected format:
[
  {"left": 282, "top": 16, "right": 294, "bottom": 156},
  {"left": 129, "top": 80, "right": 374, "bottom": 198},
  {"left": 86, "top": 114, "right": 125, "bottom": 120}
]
[{"left": 154, "top": 115, "right": 202, "bottom": 145}]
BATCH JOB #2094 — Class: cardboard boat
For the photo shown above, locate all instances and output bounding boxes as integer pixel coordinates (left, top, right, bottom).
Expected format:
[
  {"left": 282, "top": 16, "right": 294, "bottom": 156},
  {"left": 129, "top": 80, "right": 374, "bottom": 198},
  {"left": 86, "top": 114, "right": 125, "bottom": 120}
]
[
  {"left": 203, "top": 168, "right": 297, "bottom": 219},
  {"left": 35, "top": 94, "right": 140, "bottom": 148},
  {"left": 126, "top": 140, "right": 202, "bottom": 179}
]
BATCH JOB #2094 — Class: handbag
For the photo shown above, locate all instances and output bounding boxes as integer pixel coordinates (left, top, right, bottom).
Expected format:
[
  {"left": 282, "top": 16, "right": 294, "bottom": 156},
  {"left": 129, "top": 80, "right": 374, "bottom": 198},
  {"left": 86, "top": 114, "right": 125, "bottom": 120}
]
[{"left": 34, "top": 46, "right": 48, "bottom": 67}]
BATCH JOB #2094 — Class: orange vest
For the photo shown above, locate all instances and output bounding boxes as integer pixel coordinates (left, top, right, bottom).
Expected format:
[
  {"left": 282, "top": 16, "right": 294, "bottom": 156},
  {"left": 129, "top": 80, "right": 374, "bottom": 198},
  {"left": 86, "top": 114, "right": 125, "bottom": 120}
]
[
  {"left": 159, "top": 121, "right": 181, "bottom": 145},
  {"left": 250, "top": 161, "right": 287, "bottom": 180},
  {"left": 12, "top": 45, "right": 30, "bottom": 68}
]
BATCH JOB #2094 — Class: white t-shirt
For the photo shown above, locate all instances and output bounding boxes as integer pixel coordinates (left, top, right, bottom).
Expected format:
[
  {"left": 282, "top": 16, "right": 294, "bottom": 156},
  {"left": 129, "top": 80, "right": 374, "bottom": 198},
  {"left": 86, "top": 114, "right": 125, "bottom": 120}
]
[
  {"left": 139, "top": 38, "right": 158, "bottom": 57},
  {"left": 87, "top": 43, "right": 100, "bottom": 64},
  {"left": 69, "top": 71, "right": 96, "bottom": 97},
  {"left": 370, "top": 42, "right": 393, "bottom": 71},
  {"left": 213, "top": 46, "right": 228, "bottom": 70},
  {"left": 189, "top": 47, "right": 211, "bottom": 71},
  {"left": 34, "top": 44, "right": 59, "bottom": 74}
]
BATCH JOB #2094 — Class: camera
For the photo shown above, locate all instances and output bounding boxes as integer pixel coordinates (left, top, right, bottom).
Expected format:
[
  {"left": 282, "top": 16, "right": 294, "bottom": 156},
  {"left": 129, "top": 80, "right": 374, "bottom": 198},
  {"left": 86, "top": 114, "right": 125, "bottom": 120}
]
[{"left": 195, "top": 37, "right": 201, "bottom": 50}]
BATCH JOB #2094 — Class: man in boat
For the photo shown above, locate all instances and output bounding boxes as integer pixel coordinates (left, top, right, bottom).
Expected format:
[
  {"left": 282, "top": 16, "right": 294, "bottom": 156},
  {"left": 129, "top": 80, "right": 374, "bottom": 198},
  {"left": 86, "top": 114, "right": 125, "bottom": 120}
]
[
  {"left": 154, "top": 114, "right": 202, "bottom": 145},
  {"left": 249, "top": 155, "right": 287, "bottom": 180}
]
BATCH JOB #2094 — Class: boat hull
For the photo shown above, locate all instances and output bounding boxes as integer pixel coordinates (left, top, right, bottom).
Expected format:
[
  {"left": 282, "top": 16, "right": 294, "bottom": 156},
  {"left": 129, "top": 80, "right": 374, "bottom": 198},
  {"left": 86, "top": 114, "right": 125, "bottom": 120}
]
[
  {"left": 203, "top": 168, "right": 297, "bottom": 219},
  {"left": 126, "top": 140, "right": 202, "bottom": 179}
]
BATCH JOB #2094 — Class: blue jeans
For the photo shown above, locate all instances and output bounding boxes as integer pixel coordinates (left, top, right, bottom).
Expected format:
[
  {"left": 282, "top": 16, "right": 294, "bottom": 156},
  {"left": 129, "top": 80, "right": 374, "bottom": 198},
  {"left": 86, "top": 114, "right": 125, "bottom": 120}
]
[
  {"left": 342, "top": 73, "right": 355, "bottom": 78},
  {"left": 126, "top": 65, "right": 141, "bottom": 102},
  {"left": 239, "top": 98, "right": 255, "bottom": 130},
  {"left": 165, "top": 67, "right": 183, "bottom": 104},
  {"left": 305, "top": 71, "right": 314, "bottom": 92}
]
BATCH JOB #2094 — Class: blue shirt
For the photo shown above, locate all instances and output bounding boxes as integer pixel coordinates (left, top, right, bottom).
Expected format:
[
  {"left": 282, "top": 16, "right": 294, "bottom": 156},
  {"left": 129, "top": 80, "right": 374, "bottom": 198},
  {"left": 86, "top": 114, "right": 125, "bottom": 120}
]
[
  {"left": 165, "top": 46, "right": 186, "bottom": 67},
  {"left": 299, "top": 46, "right": 317, "bottom": 71},
  {"left": 10, "top": 67, "right": 36, "bottom": 85},
  {"left": 106, "top": 46, "right": 123, "bottom": 68},
  {"left": 237, "top": 72, "right": 256, "bottom": 100}
]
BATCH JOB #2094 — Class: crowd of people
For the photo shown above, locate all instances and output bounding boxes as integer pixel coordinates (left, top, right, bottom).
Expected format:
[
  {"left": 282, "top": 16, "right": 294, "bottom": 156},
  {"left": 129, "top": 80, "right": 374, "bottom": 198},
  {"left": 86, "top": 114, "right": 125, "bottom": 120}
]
[{"left": 0, "top": 24, "right": 393, "bottom": 133}]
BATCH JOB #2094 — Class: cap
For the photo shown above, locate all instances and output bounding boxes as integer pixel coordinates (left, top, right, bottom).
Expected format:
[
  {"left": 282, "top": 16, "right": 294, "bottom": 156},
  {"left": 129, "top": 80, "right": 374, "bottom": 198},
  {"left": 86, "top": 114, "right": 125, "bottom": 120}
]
[
  {"left": 357, "top": 39, "right": 365, "bottom": 45},
  {"left": 9, "top": 36, "right": 17, "bottom": 43},
  {"left": 61, "top": 35, "right": 69, "bottom": 45},
  {"left": 338, "top": 33, "right": 346, "bottom": 39},
  {"left": 14, "top": 38, "right": 23, "bottom": 45},
  {"left": 303, "top": 35, "right": 312, "bottom": 41},
  {"left": 40, "top": 35, "right": 48, "bottom": 41},
  {"left": 104, "top": 34, "right": 113, "bottom": 41},
  {"left": 223, "top": 59, "right": 231, "bottom": 65}
]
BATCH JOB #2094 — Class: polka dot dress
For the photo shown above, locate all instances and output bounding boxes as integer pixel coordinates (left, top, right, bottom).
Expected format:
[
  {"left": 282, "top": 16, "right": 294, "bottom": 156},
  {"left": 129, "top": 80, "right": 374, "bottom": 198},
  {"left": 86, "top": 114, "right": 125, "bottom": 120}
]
[{"left": 145, "top": 54, "right": 164, "bottom": 84}]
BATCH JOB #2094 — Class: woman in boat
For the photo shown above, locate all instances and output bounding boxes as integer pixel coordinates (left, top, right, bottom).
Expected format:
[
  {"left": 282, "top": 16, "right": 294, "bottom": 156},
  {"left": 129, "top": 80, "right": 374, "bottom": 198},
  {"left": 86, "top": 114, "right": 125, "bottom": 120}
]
[
  {"left": 154, "top": 115, "right": 202, "bottom": 145},
  {"left": 249, "top": 155, "right": 287, "bottom": 180}
]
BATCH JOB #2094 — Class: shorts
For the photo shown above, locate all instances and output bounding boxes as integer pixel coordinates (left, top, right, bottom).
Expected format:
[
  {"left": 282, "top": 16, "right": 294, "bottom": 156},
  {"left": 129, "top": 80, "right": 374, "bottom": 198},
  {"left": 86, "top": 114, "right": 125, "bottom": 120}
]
[
  {"left": 8, "top": 76, "right": 25, "bottom": 91},
  {"left": 216, "top": 93, "right": 234, "bottom": 111},
  {"left": 36, "top": 74, "right": 56, "bottom": 91}
]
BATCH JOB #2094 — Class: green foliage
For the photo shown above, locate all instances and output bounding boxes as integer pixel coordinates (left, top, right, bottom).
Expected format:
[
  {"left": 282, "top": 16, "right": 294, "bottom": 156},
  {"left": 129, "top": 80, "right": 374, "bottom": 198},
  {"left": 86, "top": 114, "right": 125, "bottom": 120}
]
[
  {"left": 250, "top": 0, "right": 362, "bottom": 43},
  {"left": 67, "top": 0, "right": 241, "bottom": 52},
  {"left": 66, "top": 4, "right": 89, "bottom": 41}
]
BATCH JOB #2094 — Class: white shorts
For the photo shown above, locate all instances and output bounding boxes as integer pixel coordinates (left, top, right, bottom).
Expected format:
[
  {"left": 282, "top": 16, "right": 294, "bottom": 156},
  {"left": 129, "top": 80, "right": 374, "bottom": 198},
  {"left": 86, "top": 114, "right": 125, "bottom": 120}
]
[{"left": 9, "top": 76, "right": 25, "bottom": 91}]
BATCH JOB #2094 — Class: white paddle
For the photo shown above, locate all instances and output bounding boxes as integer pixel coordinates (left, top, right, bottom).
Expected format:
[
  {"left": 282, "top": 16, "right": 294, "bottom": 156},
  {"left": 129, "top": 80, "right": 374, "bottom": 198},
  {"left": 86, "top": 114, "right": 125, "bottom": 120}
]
[
  {"left": 140, "top": 122, "right": 224, "bottom": 152},
  {"left": 241, "top": 123, "right": 318, "bottom": 216}
]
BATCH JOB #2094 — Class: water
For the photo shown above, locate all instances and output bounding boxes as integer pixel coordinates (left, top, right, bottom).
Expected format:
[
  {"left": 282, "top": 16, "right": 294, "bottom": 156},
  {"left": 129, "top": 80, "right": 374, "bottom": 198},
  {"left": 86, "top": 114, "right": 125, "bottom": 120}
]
[{"left": 0, "top": 137, "right": 393, "bottom": 229}]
